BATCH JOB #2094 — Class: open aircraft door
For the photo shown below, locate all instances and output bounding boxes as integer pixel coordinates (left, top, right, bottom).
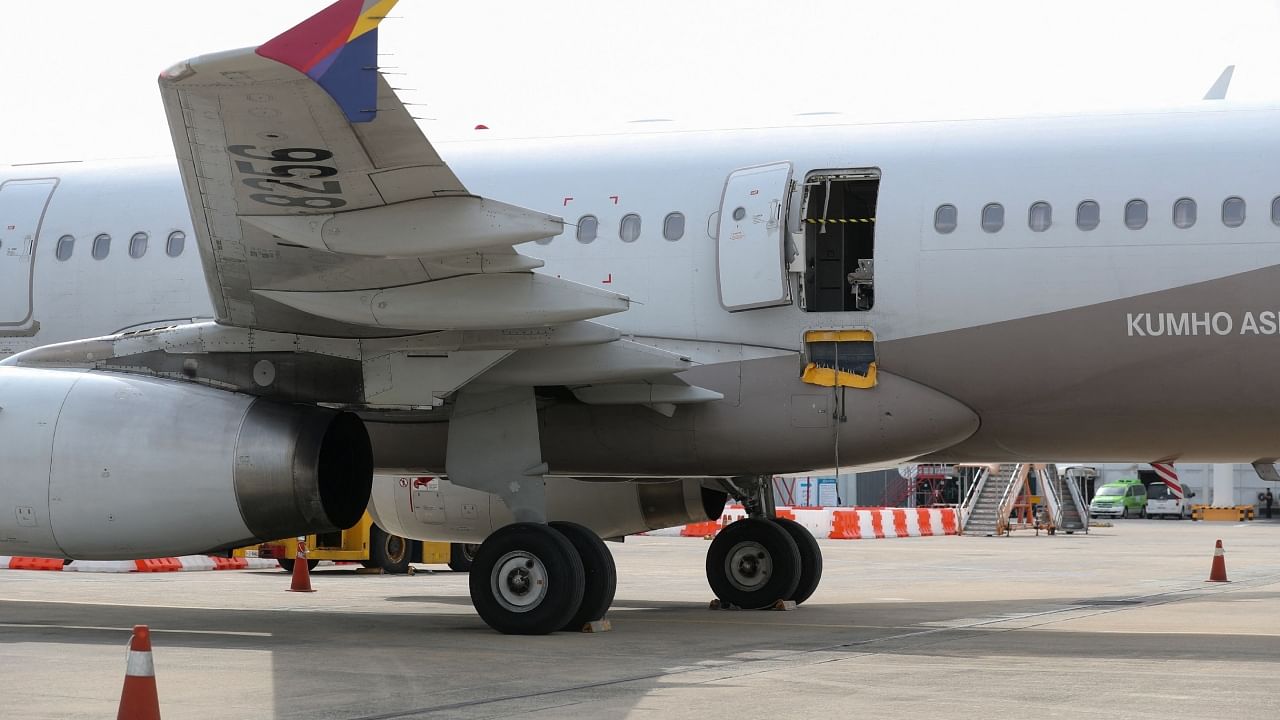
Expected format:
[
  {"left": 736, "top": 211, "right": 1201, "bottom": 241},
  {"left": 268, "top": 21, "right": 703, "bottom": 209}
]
[
  {"left": 716, "top": 162, "right": 793, "bottom": 311},
  {"left": 0, "top": 178, "right": 57, "bottom": 331}
]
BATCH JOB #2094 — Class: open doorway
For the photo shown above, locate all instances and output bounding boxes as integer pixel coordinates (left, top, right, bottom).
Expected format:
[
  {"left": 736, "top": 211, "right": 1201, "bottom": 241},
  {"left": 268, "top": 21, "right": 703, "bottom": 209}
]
[{"left": 799, "top": 170, "right": 879, "bottom": 312}]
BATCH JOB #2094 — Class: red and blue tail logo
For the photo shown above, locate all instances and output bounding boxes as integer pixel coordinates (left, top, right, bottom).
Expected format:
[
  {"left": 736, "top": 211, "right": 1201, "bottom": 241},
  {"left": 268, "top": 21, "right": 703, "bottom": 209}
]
[{"left": 257, "top": 0, "right": 398, "bottom": 123}]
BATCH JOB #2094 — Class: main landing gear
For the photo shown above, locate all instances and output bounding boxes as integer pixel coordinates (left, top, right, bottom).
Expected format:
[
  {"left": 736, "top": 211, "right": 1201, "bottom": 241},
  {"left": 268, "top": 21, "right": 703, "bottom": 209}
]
[
  {"left": 705, "top": 476, "right": 824, "bottom": 609},
  {"left": 468, "top": 521, "right": 617, "bottom": 635}
]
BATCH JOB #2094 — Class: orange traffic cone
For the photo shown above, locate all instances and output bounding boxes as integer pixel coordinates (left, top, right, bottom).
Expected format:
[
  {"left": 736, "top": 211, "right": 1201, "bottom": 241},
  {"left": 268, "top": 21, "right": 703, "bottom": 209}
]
[
  {"left": 1207, "top": 539, "right": 1229, "bottom": 582},
  {"left": 117, "top": 625, "right": 160, "bottom": 720},
  {"left": 288, "top": 537, "right": 315, "bottom": 593}
]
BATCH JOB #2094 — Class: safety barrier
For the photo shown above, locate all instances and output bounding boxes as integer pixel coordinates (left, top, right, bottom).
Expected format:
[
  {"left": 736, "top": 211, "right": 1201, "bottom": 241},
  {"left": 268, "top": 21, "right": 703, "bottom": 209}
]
[
  {"left": 646, "top": 506, "right": 959, "bottom": 540},
  {"left": 0, "top": 555, "right": 279, "bottom": 573}
]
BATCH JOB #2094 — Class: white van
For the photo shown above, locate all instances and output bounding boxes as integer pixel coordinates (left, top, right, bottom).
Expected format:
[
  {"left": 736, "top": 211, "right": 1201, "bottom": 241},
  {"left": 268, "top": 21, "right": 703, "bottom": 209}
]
[{"left": 1146, "top": 481, "right": 1195, "bottom": 519}]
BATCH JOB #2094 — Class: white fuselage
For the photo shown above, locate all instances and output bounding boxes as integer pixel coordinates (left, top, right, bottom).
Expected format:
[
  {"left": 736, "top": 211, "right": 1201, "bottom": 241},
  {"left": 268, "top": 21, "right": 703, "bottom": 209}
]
[{"left": 6, "top": 105, "right": 1280, "bottom": 463}]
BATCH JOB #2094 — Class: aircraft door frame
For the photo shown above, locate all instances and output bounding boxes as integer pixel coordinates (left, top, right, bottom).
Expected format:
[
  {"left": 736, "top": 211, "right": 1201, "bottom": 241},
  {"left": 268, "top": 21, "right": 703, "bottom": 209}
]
[
  {"left": 0, "top": 178, "right": 59, "bottom": 331},
  {"left": 715, "top": 162, "right": 793, "bottom": 312}
]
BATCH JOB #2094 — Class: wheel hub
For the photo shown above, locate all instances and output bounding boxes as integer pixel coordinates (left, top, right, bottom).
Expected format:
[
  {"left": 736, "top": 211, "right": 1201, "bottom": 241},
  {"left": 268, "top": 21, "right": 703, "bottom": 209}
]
[
  {"left": 725, "top": 540, "right": 772, "bottom": 592},
  {"left": 491, "top": 551, "right": 548, "bottom": 613},
  {"left": 386, "top": 536, "right": 405, "bottom": 562}
]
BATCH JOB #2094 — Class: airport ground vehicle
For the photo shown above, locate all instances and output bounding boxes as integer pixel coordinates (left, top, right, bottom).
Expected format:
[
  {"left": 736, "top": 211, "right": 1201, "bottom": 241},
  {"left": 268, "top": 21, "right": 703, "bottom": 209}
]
[
  {"left": 1147, "top": 481, "right": 1195, "bottom": 519},
  {"left": 1089, "top": 479, "right": 1148, "bottom": 519},
  {"left": 244, "top": 512, "right": 478, "bottom": 574}
]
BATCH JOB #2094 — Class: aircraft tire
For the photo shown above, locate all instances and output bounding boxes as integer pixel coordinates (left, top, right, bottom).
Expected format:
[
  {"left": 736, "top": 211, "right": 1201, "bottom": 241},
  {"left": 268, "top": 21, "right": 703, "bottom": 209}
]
[
  {"left": 369, "top": 525, "right": 413, "bottom": 574},
  {"left": 469, "top": 523, "right": 585, "bottom": 635},
  {"left": 770, "top": 517, "right": 823, "bottom": 604},
  {"left": 550, "top": 521, "right": 617, "bottom": 631},
  {"left": 277, "top": 558, "right": 318, "bottom": 573},
  {"left": 706, "top": 517, "right": 801, "bottom": 609},
  {"left": 448, "top": 543, "right": 481, "bottom": 572}
]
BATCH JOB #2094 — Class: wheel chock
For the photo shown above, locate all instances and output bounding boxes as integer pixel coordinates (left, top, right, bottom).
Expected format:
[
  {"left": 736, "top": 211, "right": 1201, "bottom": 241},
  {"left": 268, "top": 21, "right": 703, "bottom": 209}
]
[
  {"left": 580, "top": 619, "right": 613, "bottom": 633},
  {"left": 354, "top": 567, "right": 383, "bottom": 575},
  {"left": 709, "top": 598, "right": 798, "bottom": 611}
]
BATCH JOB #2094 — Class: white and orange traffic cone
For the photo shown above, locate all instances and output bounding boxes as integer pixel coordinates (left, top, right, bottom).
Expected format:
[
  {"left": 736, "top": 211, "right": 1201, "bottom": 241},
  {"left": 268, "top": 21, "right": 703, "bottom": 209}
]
[
  {"left": 1207, "top": 539, "right": 1229, "bottom": 582},
  {"left": 288, "top": 537, "right": 315, "bottom": 593},
  {"left": 117, "top": 624, "right": 160, "bottom": 720}
]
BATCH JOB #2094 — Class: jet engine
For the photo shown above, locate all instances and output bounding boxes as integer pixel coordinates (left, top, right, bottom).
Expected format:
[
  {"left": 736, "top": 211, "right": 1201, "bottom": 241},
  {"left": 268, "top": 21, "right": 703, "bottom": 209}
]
[
  {"left": 0, "top": 367, "right": 372, "bottom": 559},
  {"left": 369, "top": 474, "right": 727, "bottom": 543}
]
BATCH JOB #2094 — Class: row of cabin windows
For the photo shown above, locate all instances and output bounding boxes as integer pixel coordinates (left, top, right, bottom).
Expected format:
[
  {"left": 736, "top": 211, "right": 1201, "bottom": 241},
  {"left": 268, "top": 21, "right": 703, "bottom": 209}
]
[
  {"left": 934, "top": 196, "right": 1260, "bottom": 234},
  {"left": 537, "top": 212, "right": 687, "bottom": 245},
  {"left": 54, "top": 231, "right": 187, "bottom": 261}
]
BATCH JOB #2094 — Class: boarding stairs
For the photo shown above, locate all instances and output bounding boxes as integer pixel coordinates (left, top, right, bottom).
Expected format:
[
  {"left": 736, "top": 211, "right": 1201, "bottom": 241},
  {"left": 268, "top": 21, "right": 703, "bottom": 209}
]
[
  {"left": 960, "top": 464, "right": 1022, "bottom": 536},
  {"left": 961, "top": 463, "right": 1089, "bottom": 536},
  {"left": 1037, "top": 464, "right": 1089, "bottom": 534}
]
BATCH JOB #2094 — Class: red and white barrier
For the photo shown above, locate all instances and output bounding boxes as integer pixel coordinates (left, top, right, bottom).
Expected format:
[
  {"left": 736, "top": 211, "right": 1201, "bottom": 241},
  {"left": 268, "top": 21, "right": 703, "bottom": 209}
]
[
  {"left": 646, "top": 506, "right": 959, "bottom": 540},
  {"left": 0, "top": 555, "right": 279, "bottom": 573}
]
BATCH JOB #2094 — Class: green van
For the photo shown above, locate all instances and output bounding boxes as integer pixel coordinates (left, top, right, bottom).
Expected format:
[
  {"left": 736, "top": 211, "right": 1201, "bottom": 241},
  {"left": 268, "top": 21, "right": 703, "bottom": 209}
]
[{"left": 1088, "top": 478, "right": 1147, "bottom": 519}]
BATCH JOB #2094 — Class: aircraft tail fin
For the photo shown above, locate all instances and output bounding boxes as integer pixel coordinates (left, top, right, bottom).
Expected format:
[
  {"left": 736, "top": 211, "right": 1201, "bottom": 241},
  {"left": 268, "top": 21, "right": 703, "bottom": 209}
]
[
  {"left": 1203, "top": 65, "right": 1235, "bottom": 101},
  {"left": 256, "top": 0, "right": 400, "bottom": 123}
]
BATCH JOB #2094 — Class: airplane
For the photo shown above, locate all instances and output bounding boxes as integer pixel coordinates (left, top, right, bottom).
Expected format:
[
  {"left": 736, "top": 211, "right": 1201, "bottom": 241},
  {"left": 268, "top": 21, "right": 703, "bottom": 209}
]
[{"left": 2, "top": 0, "right": 1280, "bottom": 634}]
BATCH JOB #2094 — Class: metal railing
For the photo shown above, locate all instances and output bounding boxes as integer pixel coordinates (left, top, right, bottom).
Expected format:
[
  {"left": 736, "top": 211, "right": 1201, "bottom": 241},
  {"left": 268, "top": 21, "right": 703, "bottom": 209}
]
[
  {"left": 1037, "top": 465, "right": 1063, "bottom": 531},
  {"left": 958, "top": 465, "right": 991, "bottom": 531},
  {"left": 993, "top": 463, "right": 1026, "bottom": 536}
]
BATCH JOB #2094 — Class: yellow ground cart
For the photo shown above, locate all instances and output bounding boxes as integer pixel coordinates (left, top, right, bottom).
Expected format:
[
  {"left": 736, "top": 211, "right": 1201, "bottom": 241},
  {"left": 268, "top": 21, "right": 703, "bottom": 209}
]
[{"left": 236, "top": 512, "right": 478, "bottom": 574}]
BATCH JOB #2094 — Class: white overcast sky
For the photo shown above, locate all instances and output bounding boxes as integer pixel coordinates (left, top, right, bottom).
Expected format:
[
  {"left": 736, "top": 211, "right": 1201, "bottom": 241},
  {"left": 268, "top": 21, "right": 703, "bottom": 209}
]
[{"left": 2, "top": 0, "right": 1279, "bottom": 165}]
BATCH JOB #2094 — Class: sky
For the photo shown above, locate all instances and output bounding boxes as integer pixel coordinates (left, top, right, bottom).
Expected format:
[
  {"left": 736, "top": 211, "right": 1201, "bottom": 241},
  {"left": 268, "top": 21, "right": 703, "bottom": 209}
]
[{"left": 2, "top": 0, "right": 1280, "bottom": 165}]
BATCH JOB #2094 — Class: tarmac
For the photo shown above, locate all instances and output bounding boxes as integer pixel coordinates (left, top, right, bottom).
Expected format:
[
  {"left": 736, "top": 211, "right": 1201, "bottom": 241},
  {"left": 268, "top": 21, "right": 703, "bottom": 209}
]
[{"left": 2, "top": 519, "right": 1279, "bottom": 719}]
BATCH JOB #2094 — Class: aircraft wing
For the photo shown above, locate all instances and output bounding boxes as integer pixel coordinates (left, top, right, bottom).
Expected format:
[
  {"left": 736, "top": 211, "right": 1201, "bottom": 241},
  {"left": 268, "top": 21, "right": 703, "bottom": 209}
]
[
  {"left": 158, "top": 0, "right": 628, "bottom": 338},
  {"left": 7, "top": 0, "right": 715, "bottom": 411}
]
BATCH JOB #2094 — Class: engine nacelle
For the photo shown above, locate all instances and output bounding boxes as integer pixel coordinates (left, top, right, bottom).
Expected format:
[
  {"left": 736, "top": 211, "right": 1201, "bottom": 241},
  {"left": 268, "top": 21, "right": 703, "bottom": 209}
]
[
  {"left": 0, "top": 367, "right": 372, "bottom": 559},
  {"left": 369, "top": 474, "right": 727, "bottom": 543}
]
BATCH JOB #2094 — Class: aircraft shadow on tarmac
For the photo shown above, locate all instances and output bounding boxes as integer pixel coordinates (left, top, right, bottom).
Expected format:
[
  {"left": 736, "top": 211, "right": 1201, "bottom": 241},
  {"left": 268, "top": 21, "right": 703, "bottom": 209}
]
[{"left": 4, "top": 589, "right": 1279, "bottom": 718}]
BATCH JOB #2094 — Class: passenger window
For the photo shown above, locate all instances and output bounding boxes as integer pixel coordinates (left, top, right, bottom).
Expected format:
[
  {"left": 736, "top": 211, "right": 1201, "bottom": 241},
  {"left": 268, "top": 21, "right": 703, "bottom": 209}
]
[
  {"left": 92, "top": 233, "right": 111, "bottom": 260},
  {"left": 1076, "top": 200, "right": 1100, "bottom": 231},
  {"left": 1124, "top": 200, "right": 1148, "bottom": 230},
  {"left": 165, "top": 230, "right": 186, "bottom": 257},
  {"left": 1028, "top": 202, "right": 1051, "bottom": 232},
  {"left": 1223, "top": 196, "right": 1246, "bottom": 227},
  {"left": 662, "top": 212, "right": 685, "bottom": 241},
  {"left": 129, "top": 232, "right": 149, "bottom": 259},
  {"left": 934, "top": 204, "right": 957, "bottom": 234},
  {"left": 55, "top": 234, "right": 75, "bottom": 261},
  {"left": 980, "top": 203, "right": 1004, "bottom": 233},
  {"left": 619, "top": 213, "right": 641, "bottom": 243},
  {"left": 576, "top": 215, "right": 598, "bottom": 244},
  {"left": 1173, "top": 198, "right": 1196, "bottom": 229}
]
